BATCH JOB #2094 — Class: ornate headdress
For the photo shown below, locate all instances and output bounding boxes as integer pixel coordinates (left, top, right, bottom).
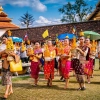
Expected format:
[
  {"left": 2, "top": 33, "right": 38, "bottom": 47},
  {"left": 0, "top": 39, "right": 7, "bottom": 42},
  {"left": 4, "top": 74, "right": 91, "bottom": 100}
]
[
  {"left": 71, "top": 37, "right": 77, "bottom": 49},
  {"left": 65, "top": 36, "right": 69, "bottom": 39},
  {"left": 86, "top": 35, "right": 90, "bottom": 39},
  {"left": 79, "top": 29, "right": 84, "bottom": 36}
]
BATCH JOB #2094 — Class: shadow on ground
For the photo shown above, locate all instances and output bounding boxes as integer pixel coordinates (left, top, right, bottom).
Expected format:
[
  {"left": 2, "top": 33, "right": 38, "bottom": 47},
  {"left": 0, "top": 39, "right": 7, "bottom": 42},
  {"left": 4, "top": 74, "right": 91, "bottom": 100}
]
[
  {"left": 12, "top": 82, "right": 77, "bottom": 91},
  {"left": 90, "top": 82, "right": 100, "bottom": 84},
  {"left": 0, "top": 97, "right": 7, "bottom": 100}
]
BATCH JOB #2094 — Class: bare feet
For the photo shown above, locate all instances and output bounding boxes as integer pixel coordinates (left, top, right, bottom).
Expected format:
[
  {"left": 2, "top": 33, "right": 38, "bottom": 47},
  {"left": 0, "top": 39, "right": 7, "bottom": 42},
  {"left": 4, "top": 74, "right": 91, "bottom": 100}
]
[
  {"left": 64, "top": 86, "right": 67, "bottom": 89},
  {"left": 8, "top": 91, "right": 13, "bottom": 95},
  {"left": 49, "top": 82, "right": 52, "bottom": 87},
  {"left": 3, "top": 94, "right": 8, "bottom": 99}
]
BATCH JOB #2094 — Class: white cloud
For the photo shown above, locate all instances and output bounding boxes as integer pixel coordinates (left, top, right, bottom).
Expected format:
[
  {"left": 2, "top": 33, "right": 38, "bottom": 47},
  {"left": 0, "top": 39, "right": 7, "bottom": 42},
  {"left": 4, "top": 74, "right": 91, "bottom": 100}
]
[
  {"left": 43, "top": 0, "right": 67, "bottom": 4},
  {"left": 31, "top": 0, "right": 47, "bottom": 12},
  {"left": 33, "top": 16, "right": 62, "bottom": 27},
  {"left": 0, "top": 0, "right": 47, "bottom": 12}
]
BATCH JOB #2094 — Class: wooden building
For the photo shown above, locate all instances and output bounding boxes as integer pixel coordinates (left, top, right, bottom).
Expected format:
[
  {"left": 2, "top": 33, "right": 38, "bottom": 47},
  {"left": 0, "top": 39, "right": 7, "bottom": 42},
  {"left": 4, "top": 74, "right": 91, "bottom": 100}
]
[
  {"left": 0, "top": 2, "right": 99, "bottom": 42},
  {"left": 0, "top": 6, "right": 19, "bottom": 37},
  {"left": 87, "top": 1, "right": 100, "bottom": 21}
]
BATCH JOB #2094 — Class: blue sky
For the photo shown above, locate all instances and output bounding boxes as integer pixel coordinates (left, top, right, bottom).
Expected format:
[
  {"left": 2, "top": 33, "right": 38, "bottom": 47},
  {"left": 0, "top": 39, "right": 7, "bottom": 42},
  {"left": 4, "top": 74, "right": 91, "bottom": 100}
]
[{"left": 1, "top": 0, "right": 99, "bottom": 28}]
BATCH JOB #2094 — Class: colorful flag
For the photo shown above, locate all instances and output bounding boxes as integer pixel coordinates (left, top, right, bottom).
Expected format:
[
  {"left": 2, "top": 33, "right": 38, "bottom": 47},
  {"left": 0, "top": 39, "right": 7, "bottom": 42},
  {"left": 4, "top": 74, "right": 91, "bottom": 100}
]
[
  {"left": 24, "top": 33, "right": 28, "bottom": 41},
  {"left": 42, "top": 29, "right": 49, "bottom": 38},
  {"left": 72, "top": 27, "right": 76, "bottom": 34}
]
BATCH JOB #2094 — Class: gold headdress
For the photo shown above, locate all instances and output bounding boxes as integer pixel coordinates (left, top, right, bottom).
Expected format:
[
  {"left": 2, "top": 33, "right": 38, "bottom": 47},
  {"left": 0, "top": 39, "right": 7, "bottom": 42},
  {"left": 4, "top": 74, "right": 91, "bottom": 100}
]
[
  {"left": 6, "top": 37, "right": 14, "bottom": 61},
  {"left": 90, "top": 40, "right": 96, "bottom": 52},
  {"left": 86, "top": 35, "right": 90, "bottom": 39},
  {"left": 56, "top": 38, "right": 59, "bottom": 42},
  {"left": 65, "top": 36, "right": 69, "bottom": 39},
  {"left": 21, "top": 42, "right": 26, "bottom": 52},
  {"left": 44, "top": 44, "right": 50, "bottom": 57},
  {"left": 79, "top": 29, "right": 84, "bottom": 36},
  {"left": 71, "top": 37, "right": 77, "bottom": 49},
  {"left": 6, "top": 37, "right": 14, "bottom": 50}
]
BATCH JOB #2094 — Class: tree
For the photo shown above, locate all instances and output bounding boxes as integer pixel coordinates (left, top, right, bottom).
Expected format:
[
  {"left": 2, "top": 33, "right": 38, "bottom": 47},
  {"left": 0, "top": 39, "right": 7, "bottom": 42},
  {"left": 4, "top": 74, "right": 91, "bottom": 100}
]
[
  {"left": 59, "top": 0, "right": 93, "bottom": 23},
  {"left": 19, "top": 12, "right": 34, "bottom": 28}
]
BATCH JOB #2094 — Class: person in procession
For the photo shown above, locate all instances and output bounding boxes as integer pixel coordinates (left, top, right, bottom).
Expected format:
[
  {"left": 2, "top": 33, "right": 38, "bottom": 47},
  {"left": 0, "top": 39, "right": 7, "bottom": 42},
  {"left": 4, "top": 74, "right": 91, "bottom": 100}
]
[
  {"left": 0, "top": 35, "right": 20, "bottom": 99},
  {"left": 27, "top": 42, "right": 42, "bottom": 86},
  {"left": 71, "top": 31, "right": 89, "bottom": 90},
  {"left": 58, "top": 40, "right": 65, "bottom": 81},
  {"left": 60, "top": 36, "right": 71, "bottom": 89},
  {"left": 43, "top": 40, "right": 56, "bottom": 87},
  {"left": 20, "top": 42, "right": 28, "bottom": 63},
  {"left": 84, "top": 38, "right": 96, "bottom": 83}
]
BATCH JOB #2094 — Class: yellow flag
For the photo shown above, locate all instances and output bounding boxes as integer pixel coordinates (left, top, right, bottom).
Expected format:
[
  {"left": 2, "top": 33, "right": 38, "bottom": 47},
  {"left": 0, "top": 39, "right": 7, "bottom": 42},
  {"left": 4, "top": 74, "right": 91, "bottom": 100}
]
[{"left": 42, "top": 29, "right": 49, "bottom": 38}]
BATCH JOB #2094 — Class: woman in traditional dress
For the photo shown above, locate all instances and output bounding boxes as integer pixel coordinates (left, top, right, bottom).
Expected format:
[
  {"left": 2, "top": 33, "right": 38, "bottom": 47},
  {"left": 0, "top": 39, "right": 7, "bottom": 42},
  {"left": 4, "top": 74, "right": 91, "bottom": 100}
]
[
  {"left": 85, "top": 39, "right": 97, "bottom": 82},
  {"left": 60, "top": 37, "right": 71, "bottom": 89},
  {"left": 0, "top": 35, "right": 20, "bottom": 99},
  {"left": 85, "top": 38, "right": 94, "bottom": 83},
  {"left": 58, "top": 40, "right": 65, "bottom": 81},
  {"left": 27, "top": 42, "right": 42, "bottom": 86},
  {"left": 44, "top": 40, "right": 56, "bottom": 87}
]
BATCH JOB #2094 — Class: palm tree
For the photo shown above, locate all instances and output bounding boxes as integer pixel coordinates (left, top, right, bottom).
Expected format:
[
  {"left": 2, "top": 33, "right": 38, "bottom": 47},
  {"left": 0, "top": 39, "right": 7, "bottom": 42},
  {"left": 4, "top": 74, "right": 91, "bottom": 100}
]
[{"left": 19, "top": 12, "right": 34, "bottom": 28}]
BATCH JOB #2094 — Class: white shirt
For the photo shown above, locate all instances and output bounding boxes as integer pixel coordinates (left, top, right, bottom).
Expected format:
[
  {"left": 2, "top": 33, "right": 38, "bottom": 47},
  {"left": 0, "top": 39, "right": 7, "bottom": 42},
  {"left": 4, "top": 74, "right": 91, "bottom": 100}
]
[{"left": 0, "top": 44, "right": 6, "bottom": 52}]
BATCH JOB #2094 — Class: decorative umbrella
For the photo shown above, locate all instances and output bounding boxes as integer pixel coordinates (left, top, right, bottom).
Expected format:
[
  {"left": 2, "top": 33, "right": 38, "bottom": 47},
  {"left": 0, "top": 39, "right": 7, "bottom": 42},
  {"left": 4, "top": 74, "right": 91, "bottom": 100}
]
[
  {"left": 11, "top": 37, "right": 23, "bottom": 42},
  {"left": 57, "top": 33, "right": 77, "bottom": 40},
  {"left": 84, "top": 31, "right": 100, "bottom": 40}
]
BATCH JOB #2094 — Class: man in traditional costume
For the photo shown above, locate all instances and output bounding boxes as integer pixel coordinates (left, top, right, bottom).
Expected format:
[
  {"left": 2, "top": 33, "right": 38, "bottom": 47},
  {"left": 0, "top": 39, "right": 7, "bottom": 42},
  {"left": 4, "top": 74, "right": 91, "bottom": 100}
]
[{"left": 72, "top": 31, "right": 88, "bottom": 90}]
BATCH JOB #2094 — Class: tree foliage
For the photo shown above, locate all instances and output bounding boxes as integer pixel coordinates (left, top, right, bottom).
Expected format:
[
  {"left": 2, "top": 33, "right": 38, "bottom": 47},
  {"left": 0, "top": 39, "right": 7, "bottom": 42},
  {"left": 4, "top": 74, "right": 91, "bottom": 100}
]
[
  {"left": 19, "top": 12, "right": 34, "bottom": 28},
  {"left": 59, "top": 0, "right": 93, "bottom": 23}
]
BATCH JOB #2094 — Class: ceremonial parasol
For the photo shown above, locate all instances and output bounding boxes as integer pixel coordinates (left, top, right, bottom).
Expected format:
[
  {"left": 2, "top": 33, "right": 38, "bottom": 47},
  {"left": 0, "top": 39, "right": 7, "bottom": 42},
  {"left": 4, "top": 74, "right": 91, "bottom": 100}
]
[
  {"left": 11, "top": 37, "right": 23, "bottom": 42},
  {"left": 84, "top": 31, "right": 100, "bottom": 40},
  {"left": 57, "top": 33, "right": 77, "bottom": 40}
]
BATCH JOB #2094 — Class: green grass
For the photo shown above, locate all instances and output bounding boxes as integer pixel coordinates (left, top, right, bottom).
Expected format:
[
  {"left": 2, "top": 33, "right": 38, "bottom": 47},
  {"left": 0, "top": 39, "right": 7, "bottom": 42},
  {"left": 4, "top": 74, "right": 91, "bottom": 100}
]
[
  {"left": 12, "top": 76, "right": 30, "bottom": 82},
  {"left": 0, "top": 59, "right": 100, "bottom": 100}
]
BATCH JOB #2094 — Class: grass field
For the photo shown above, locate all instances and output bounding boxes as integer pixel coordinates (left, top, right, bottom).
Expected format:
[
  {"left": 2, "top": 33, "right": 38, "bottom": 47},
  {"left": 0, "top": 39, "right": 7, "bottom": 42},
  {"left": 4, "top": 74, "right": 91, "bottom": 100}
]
[{"left": 0, "top": 59, "right": 100, "bottom": 100}]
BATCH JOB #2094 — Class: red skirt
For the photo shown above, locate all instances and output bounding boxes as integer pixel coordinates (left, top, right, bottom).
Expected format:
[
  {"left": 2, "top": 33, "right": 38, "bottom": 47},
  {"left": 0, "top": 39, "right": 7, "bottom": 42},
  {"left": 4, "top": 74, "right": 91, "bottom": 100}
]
[
  {"left": 60, "top": 59, "right": 67, "bottom": 78},
  {"left": 44, "top": 60, "right": 55, "bottom": 79},
  {"left": 64, "top": 60, "right": 71, "bottom": 79},
  {"left": 30, "top": 61, "right": 40, "bottom": 79},
  {"left": 84, "top": 58, "right": 93, "bottom": 76}
]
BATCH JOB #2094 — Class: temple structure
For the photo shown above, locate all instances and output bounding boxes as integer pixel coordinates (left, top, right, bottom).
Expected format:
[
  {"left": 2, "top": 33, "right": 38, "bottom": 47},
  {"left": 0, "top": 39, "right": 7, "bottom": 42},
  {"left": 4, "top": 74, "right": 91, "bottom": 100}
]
[
  {"left": 87, "top": 1, "right": 100, "bottom": 21},
  {"left": 0, "top": 6, "right": 19, "bottom": 37}
]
